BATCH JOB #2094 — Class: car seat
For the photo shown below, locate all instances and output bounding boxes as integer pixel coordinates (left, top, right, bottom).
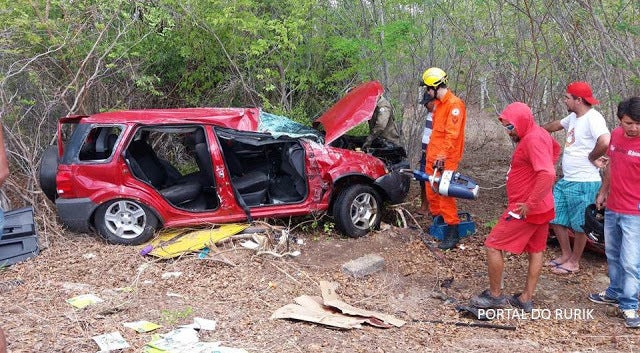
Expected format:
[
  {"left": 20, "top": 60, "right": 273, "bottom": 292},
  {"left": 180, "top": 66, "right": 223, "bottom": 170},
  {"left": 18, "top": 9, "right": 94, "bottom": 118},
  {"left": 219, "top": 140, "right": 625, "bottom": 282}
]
[
  {"left": 270, "top": 144, "right": 306, "bottom": 203},
  {"left": 125, "top": 139, "right": 202, "bottom": 206},
  {"left": 193, "top": 129, "right": 215, "bottom": 189},
  {"left": 219, "top": 140, "right": 269, "bottom": 206},
  {"left": 94, "top": 129, "right": 119, "bottom": 160}
]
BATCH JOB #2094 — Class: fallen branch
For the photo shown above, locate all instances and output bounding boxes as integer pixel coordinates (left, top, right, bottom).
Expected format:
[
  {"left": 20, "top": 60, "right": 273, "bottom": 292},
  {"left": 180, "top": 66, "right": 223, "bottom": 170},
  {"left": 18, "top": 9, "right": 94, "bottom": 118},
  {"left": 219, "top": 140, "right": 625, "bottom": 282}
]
[
  {"left": 412, "top": 319, "right": 516, "bottom": 331},
  {"left": 387, "top": 204, "right": 423, "bottom": 232},
  {"left": 269, "top": 262, "right": 302, "bottom": 285}
]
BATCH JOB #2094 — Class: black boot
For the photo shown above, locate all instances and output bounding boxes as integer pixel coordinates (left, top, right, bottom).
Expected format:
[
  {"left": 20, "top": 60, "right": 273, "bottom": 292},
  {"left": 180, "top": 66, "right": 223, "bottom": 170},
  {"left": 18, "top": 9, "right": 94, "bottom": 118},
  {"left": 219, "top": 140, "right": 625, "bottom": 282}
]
[{"left": 438, "top": 224, "right": 460, "bottom": 250}]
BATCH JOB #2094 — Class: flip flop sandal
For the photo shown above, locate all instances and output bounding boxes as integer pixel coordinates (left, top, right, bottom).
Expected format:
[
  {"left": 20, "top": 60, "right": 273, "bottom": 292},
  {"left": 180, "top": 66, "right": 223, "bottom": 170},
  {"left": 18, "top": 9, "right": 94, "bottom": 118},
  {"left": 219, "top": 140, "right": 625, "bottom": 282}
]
[
  {"left": 545, "top": 259, "right": 562, "bottom": 267},
  {"left": 551, "top": 265, "right": 579, "bottom": 275}
]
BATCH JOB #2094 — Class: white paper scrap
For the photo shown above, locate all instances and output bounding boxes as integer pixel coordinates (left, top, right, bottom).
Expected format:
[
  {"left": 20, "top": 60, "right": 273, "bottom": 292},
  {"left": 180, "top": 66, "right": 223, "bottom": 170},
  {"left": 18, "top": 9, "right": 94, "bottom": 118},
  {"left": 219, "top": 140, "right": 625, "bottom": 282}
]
[
  {"left": 161, "top": 271, "right": 183, "bottom": 279},
  {"left": 180, "top": 317, "right": 217, "bottom": 331},
  {"left": 146, "top": 327, "right": 200, "bottom": 350},
  {"left": 239, "top": 240, "right": 260, "bottom": 250},
  {"left": 92, "top": 331, "right": 129, "bottom": 351}
]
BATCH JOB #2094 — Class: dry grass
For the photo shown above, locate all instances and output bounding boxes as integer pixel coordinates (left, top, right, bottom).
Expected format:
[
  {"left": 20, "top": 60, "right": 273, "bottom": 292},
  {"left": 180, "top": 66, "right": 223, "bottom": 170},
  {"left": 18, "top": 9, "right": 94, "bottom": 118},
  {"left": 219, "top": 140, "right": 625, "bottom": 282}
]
[{"left": 1, "top": 115, "right": 639, "bottom": 352}]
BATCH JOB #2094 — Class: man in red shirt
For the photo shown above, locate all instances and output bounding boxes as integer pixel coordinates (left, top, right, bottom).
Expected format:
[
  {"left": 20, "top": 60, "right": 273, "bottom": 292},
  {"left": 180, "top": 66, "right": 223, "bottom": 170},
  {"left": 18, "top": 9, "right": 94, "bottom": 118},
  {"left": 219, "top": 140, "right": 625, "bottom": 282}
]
[
  {"left": 589, "top": 97, "right": 640, "bottom": 328},
  {"left": 421, "top": 67, "right": 467, "bottom": 250},
  {"left": 471, "top": 102, "right": 560, "bottom": 312}
]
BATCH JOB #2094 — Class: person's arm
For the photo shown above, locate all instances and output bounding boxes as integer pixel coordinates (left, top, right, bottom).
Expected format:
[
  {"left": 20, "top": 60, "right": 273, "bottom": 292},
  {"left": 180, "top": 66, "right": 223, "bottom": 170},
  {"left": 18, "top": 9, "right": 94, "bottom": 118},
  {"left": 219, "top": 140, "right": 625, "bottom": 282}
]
[
  {"left": 542, "top": 120, "right": 563, "bottom": 133},
  {"left": 0, "top": 126, "right": 8, "bottom": 187},
  {"left": 515, "top": 169, "right": 556, "bottom": 218},
  {"left": 435, "top": 103, "right": 465, "bottom": 165},
  {"left": 595, "top": 162, "right": 610, "bottom": 210},
  {"left": 588, "top": 133, "right": 611, "bottom": 167}
]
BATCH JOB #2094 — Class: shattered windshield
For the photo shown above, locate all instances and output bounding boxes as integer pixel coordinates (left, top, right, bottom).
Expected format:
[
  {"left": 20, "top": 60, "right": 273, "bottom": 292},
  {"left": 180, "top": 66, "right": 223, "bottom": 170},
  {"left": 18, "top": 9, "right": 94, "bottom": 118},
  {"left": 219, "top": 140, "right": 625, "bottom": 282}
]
[{"left": 258, "top": 111, "right": 323, "bottom": 143}]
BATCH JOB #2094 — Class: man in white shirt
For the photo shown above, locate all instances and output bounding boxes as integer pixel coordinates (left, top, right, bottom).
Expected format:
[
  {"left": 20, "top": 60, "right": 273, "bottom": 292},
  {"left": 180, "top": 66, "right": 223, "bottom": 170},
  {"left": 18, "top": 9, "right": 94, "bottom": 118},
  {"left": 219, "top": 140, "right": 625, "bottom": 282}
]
[
  {"left": 543, "top": 81, "right": 610, "bottom": 274},
  {"left": 418, "top": 92, "right": 435, "bottom": 216}
]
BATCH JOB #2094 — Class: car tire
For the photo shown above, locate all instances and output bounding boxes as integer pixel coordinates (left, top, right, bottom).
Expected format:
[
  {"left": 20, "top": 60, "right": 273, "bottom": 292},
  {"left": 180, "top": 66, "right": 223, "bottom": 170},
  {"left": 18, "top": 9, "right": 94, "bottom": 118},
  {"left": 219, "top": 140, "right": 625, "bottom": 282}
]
[
  {"left": 332, "top": 184, "right": 382, "bottom": 238},
  {"left": 94, "top": 199, "right": 158, "bottom": 245},
  {"left": 39, "top": 145, "right": 59, "bottom": 202}
]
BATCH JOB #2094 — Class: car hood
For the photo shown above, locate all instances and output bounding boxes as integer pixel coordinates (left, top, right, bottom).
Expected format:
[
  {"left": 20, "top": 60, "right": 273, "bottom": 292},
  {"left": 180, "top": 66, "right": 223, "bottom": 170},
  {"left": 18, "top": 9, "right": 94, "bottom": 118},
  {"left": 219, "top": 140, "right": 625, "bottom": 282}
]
[{"left": 313, "top": 81, "right": 384, "bottom": 145}]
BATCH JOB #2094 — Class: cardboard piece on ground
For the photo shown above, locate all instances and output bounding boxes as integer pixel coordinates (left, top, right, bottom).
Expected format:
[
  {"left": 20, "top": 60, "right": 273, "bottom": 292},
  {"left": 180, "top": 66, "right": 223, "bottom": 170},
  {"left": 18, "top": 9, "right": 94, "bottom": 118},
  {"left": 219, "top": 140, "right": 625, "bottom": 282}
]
[
  {"left": 271, "top": 303, "right": 364, "bottom": 329},
  {"left": 271, "top": 282, "right": 405, "bottom": 329},
  {"left": 147, "top": 224, "right": 249, "bottom": 259},
  {"left": 291, "top": 295, "right": 393, "bottom": 328},
  {"left": 319, "top": 281, "right": 405, "bottom": 327}
]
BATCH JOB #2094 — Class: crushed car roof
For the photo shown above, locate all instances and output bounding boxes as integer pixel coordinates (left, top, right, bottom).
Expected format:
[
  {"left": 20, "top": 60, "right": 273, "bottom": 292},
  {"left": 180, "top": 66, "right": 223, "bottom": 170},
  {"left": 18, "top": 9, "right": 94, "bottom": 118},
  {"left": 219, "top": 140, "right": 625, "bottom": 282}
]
[
  {"left": 59, "top": 80, "right": 383, "bottom": 144},
  {"left": 61, "top": 108, "right": 262, "bottom": 131}
]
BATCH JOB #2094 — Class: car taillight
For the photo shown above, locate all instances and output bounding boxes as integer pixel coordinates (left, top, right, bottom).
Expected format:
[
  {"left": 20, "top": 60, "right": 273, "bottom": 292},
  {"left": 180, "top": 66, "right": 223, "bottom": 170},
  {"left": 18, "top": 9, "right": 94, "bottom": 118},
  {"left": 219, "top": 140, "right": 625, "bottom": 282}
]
[{"left": 56, "top": 170, "right": 76, "bottom": 198}]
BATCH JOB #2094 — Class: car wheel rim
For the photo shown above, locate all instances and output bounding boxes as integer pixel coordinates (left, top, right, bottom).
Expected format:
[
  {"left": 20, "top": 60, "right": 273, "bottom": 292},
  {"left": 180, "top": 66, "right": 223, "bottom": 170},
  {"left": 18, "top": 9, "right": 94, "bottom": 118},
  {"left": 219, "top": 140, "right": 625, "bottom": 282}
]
[
  {"left": 350, "top": 192, "right": 378, "bottom": 230},
  {"left": 103, "top": 200, "right": 147, "bottom": 239}
]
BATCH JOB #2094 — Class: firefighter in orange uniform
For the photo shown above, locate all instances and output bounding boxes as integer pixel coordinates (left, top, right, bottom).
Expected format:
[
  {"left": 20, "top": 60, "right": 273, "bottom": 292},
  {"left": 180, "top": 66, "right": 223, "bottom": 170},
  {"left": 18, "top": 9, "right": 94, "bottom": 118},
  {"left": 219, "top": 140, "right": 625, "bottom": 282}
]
[{"left": 421, "top": 67, "right": 467, "bottom": 250}]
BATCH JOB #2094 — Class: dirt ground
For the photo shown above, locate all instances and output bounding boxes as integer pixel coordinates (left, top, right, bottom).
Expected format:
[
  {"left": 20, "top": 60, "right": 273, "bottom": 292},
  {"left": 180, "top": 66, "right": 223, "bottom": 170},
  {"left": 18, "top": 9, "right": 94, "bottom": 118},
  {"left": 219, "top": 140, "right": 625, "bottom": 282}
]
[{"left": 2, "top": 120, "right": 639, "bottom": 352}]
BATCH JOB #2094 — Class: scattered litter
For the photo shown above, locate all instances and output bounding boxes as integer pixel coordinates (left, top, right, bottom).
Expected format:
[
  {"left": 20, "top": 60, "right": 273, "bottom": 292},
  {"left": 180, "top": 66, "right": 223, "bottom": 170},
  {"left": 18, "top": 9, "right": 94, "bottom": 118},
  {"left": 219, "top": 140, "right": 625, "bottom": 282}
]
[
  {"left": 143, "top": 223, "right": 302, "bottom": 261},
  {"left": 248, "top": 232, "right": 302, "bottom": 258},
  {"left": 92, "top": 331, "right": 129, "bottom": 351},
  {"left": 123, "top": 320, "right": 162, "bottom": 333},
  {"left": 239, "top": 240, "right": 260, "bottom": 250},
  {"left": 271, "top": 280, "right": 405, "bottom": 329},
  {"left": 197, "top": 247, "right": 210, "bottom": 259},
  {"left": 161, "top": 271, "right": 183, "bottom": 279},
  {"left": 145, "top": 327, "right": 200, "bottom": 351},
  {"left": 179, "top": 317, "right": 217, "bottom": 331},
  {"left": 83, "top": 253, "right": 96, "bottom": 259},
  {"left": 143, "top": 341, "right": 247, "bottom": 353},
  {"left": 140, "top": 244, "right": 154, "bottom": 256},
  {"left": 66, "top": 294, "right": 104, "bottom": 309},
  {"left": 139, "top": 321, "right": 246, "bottom": 352},
  {"left": 166, "top": 292, "right": 184, "bottom": 298}
]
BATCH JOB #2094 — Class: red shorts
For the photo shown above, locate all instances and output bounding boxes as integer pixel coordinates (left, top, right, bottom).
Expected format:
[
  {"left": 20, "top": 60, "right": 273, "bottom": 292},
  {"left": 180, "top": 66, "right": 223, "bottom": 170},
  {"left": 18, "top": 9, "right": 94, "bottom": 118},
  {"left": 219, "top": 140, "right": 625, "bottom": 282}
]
[{"left": 484, "top": 211, "right": 549, "bottom": 254}]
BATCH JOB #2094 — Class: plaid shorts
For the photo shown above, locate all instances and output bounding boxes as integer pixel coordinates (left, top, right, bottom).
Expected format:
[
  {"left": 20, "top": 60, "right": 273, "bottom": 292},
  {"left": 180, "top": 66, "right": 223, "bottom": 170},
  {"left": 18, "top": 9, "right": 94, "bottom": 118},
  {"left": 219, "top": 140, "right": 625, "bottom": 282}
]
[{"left": 551, "top": 178, "right": 601, "bottom": 232}]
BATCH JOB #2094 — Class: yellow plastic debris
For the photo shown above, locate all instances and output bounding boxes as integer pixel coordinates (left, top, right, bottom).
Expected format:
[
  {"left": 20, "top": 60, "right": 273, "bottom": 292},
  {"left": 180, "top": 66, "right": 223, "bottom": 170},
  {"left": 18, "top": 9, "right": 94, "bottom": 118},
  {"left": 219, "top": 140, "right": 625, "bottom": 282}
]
[{"left": 146, "top": 224, "right": 249, "bottom": 259}]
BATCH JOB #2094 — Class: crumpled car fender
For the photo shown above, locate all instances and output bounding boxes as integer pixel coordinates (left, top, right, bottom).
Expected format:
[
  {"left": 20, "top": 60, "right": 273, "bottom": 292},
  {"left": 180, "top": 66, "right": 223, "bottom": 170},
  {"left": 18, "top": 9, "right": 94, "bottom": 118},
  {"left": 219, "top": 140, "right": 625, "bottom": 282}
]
[{"left": 374, "top": 171, "right": 411, "bottom": 204}]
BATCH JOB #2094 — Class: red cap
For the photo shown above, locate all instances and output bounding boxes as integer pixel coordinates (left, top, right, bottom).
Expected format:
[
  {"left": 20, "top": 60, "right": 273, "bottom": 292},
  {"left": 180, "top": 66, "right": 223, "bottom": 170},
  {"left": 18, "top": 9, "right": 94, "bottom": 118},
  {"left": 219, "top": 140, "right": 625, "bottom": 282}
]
[{"left": 567, "top": 81, "right": 599, "bottom": 105}]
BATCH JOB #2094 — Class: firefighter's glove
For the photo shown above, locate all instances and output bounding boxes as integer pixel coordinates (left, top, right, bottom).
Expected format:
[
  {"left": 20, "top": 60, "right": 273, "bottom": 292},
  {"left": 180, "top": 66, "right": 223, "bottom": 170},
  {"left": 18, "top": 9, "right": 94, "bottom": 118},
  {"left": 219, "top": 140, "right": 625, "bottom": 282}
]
[{"left": 433, "top": 159, "right": 445, "bottom": 171}]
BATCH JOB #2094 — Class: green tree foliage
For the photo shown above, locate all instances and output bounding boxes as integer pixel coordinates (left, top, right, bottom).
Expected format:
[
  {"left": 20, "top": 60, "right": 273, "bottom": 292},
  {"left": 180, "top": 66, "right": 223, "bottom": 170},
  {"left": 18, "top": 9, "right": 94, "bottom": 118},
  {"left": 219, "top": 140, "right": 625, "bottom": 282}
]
[{"left": 1, "top": 0, "right": 640, "bottom": 209}]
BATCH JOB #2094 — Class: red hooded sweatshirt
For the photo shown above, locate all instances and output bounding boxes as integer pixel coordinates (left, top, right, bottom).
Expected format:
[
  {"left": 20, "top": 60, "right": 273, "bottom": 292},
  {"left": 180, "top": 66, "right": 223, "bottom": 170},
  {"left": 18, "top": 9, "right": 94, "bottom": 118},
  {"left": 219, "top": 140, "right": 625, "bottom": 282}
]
[{"left": 500, "top": 102, "right": 561, "bottom": 224}]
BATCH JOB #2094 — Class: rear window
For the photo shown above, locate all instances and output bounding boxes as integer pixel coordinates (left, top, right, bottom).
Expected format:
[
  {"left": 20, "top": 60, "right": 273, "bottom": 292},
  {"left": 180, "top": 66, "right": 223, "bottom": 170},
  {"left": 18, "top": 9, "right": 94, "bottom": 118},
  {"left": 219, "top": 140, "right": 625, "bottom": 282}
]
[{"left": 62, "top": 124, "right": 124, "bottom": 163}]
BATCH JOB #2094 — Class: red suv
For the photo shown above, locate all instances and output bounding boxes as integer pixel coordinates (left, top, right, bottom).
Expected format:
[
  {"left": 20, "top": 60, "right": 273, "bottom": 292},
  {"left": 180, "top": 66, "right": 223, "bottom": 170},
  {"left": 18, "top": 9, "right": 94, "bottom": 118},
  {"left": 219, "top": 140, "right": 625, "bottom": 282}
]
[{"left": 39, "top": 81, "right": 410, "bottom": 245}]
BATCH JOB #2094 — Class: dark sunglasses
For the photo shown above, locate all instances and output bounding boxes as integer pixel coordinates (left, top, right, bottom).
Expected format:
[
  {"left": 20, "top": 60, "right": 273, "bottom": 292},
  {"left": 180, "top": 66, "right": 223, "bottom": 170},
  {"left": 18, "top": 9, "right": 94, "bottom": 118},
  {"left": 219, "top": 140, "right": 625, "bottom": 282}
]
[{"left": 504, "top": 124, "right": 515, "bottom": 131}]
